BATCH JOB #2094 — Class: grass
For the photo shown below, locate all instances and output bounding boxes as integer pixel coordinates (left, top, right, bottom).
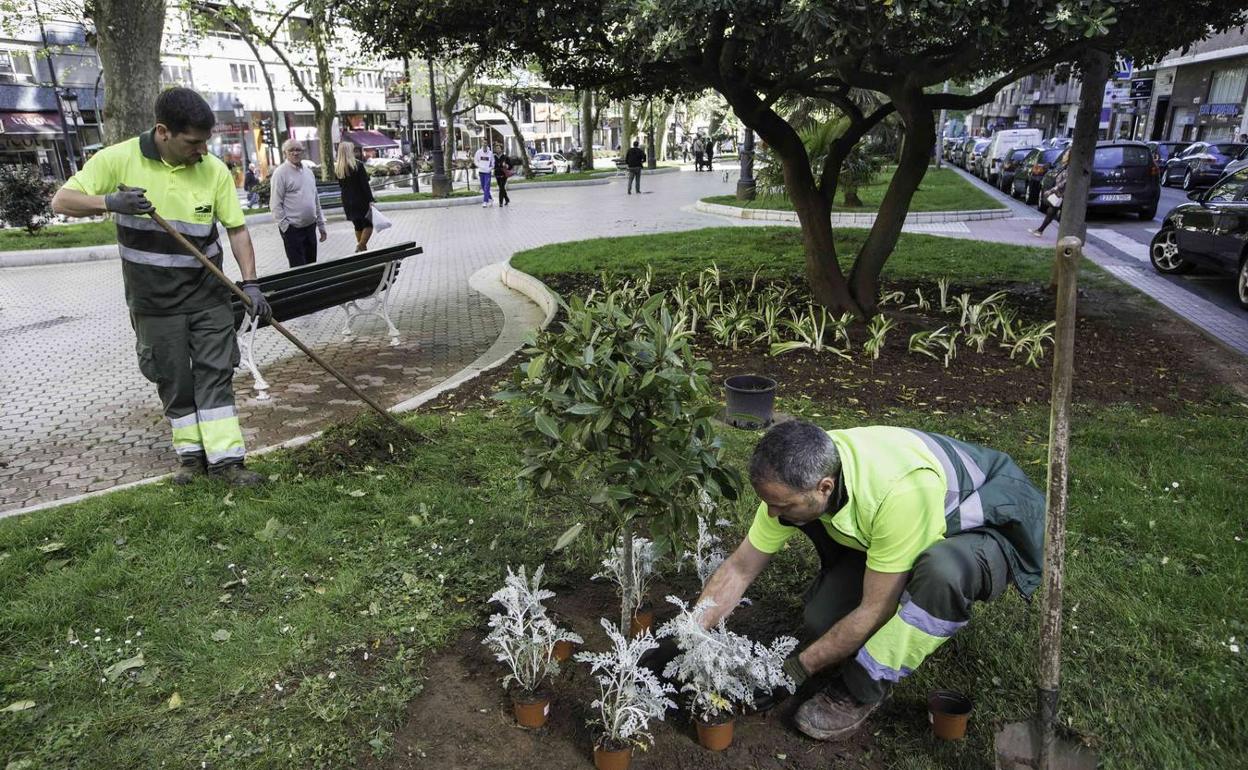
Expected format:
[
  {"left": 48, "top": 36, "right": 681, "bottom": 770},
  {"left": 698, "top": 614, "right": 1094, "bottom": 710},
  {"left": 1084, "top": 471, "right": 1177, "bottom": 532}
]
[
  {"left": 511, "top": 225, "right": 1118, "bottom": 290},
  {"left": 702, "top": 166, "right": 1006, "bottom": 213},
  {"left": 513, "top": 170, "right": 613, "bottom": 183},
  {"left": 0, "top": 221, "right": 117, "bottom": 251},
  {"left": 375, "top": 189, "right": 479, "bottom": 202}
]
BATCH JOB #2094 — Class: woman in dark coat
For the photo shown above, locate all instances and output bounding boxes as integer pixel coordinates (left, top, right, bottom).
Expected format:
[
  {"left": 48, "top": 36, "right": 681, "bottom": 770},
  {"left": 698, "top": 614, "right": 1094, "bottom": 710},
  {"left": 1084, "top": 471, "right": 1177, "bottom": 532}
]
[
  {"left": 493, "top": 143, "right": 512, "bottom": 207},
  {"left": 335, "top": 140, "right": 376, "bottom": 252}
]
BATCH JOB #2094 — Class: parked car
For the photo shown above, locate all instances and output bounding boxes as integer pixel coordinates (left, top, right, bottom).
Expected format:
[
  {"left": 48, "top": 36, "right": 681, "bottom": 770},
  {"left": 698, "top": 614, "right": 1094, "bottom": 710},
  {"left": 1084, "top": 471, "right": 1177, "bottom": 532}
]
[
  {"left": 967, "top": 138, "right": 992, "bottom": 175},
  {"left": 997, "top": 147, "right": 1038, "bottom": 192},
  {"left": 530, "top": 152, "right": 570, "bottom": 174},
  {"left": 1149, "top": 167, "right": 1248, "bottom": 309},
  {"left": 1042, "top": 141, "right": 1161, "bottom": 219},
  {"left": 1042, "top": 137, "right": 1072, "bottom": 150},
  {"left": 1221, "top": 144, "right": 1248, "bottom": 177},
  {"left": 1146, "top": 141, "right": 1191, "bottom": 166},
  {"left": 1162, "top": 142, "right": 1248, "bottom": 190},
  {"left": 942, "top": 137, "right": 963, "bottom": 161},
  {"left": 954, "top": 136, "right": 978, "bottom": 168},
  {"left": 365, "top": 156, "right": 410, "bottom": 176},
  {"left": 1010, "top": 147, "right": 1064, "bottom": 204},
  {"left": 982, "top": 128, "right": 1043, "bottom": 186}
]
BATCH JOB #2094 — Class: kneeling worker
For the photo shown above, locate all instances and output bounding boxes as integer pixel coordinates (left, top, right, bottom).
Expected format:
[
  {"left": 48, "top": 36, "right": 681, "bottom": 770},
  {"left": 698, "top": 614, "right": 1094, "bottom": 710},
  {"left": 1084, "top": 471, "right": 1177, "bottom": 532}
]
[
  {"left": 52, "top": 87, "right": 272, "bottom": 487},
  {"left": 697, "top": 420, "right": 1044, "bottom": 740}
]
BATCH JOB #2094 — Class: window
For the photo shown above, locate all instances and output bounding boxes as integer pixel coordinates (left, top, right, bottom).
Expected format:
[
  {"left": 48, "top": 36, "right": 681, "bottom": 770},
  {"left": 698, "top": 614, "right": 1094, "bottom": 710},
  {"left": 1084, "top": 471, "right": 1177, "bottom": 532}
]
[
  {"left": 0, "top": 50, "right": 33, "bottom": 82},
  {"left": 161, "top": 64, "right": 189, "bottom": 85},
  {"left": 1205, "top": 170, "right": 1247, "bottom": 203},
  {"left": 1093, "top": 146, "right": 1152, "bottom": 168},
  {"left": 230, "top": 64, "right": 257, "bottom": 84},
  {"left": 1209, "top": 67, "right": 1248, "bottom": 104}
]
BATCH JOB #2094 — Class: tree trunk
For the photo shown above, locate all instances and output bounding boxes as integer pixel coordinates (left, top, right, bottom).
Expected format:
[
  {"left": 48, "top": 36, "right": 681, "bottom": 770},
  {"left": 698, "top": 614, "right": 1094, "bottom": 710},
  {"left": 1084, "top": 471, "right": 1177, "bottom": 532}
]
[
  {"left": 645, "top": 101, "right": 657, "bottom": 170},
  {"left": 88, "top": 0, "right": 164, "bottom": 145},
  {"left": 440, "top": 64, "right": 477, "bottom": 189},
  {"left": 581, "top": 90, "right": 594, "bottom": 170},
  {"left": 847, "top": 91, "right": 936, "bottom": 315},
  {"left": 310, "top": 8, "right": 336, "bottom": 181},
  {"left": 1053, "top": 49, "right": 1112, "bottom": 286},
  {"left": 620, "top": 101, "right": 632, "bottom": 158},
  {"left": 657, "top": 101, "right": 674, "bottom": 161},
  {"left": 619, "top": 523, "right": 634, "bottom": 635}
]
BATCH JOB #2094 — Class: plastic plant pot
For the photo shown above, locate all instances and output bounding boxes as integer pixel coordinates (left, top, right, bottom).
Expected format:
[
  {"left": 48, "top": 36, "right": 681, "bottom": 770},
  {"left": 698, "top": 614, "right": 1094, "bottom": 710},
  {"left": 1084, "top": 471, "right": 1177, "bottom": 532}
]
[
  {"left": 593, "top": 744, "right": 632, "bottom": 770},
  {"left": 695, "top": 717, "right": 735, "bottom": 751},
  {"left": 724, "top": 375, "right": 777, "bottom": 429},
  {"left": 512, "top": 692, "right": 551, "bottom": 728},
  {"left": 552, "top": 639, "right": 578, "bottom": 662},
  {"left": 928, "top": 689, "right": 973, "bottom": 740}
]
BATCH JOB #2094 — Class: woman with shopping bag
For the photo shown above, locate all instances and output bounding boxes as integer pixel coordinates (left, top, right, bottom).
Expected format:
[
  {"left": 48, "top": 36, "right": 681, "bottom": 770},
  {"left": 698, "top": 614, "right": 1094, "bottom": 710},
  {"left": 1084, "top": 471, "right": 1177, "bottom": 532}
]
[
  {"left": 1031, "top": 159, "right": 1068, "bottom": 237},
  {"left": 336, "top": 141, "right": 377, "bottom": 252}
]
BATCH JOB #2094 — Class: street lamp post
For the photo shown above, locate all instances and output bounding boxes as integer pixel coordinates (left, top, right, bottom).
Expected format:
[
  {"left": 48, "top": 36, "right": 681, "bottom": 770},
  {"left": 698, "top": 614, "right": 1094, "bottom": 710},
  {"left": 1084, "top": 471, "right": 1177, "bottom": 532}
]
[
  {"left": 427, "top": 60, "right": 450, "bottom": 198},
  {"left": 737, "top": 129, "right": 756, "bottom": 200},
  {"left": 233, "top": 97, "right": 250, "bottom": 170},
  {"left": 61, "top": 90, "right": 81, "bottom": 168}
]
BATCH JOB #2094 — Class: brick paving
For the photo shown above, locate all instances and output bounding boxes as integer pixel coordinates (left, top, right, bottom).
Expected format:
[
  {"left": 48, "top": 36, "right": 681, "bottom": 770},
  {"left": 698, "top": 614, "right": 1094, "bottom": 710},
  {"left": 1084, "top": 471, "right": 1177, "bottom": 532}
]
[{"left": 0, "top": 170, "right": 752, "bottom": 514}]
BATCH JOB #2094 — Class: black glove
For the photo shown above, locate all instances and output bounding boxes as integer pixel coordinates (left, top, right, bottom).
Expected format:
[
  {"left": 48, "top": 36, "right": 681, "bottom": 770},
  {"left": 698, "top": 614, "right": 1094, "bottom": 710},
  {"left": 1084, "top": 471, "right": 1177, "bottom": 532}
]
[
  {"left": 782, "top": 653, "right": 810, "bottom": 688},
  {"left": 241, "top": 281, "right": 272, "bottom": 321},
  {"left": 104, "top": 187, "right": 154, "bottom": 215}
]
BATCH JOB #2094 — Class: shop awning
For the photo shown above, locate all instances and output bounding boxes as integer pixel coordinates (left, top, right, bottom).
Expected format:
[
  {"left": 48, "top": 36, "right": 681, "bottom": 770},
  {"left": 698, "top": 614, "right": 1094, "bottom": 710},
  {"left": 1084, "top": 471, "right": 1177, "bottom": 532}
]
[
  {"left": 343, "top": 130, "right": 399, "bottom": 149},
  {"left": 480, "top": 120, "right": 515, "bottom": 138},
  {"left": 0, "top": 111, "right": 63, "bottom": 136}
]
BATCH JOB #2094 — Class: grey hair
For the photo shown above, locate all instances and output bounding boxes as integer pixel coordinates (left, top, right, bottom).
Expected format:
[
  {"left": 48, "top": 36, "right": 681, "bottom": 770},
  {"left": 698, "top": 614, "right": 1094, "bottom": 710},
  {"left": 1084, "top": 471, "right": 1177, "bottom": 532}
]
[
  {"left": 748, "top": 420, "right": 841, "bottom": 491},
  {"left": 281, "top": 138, "right": 304, "bottom": 153}
]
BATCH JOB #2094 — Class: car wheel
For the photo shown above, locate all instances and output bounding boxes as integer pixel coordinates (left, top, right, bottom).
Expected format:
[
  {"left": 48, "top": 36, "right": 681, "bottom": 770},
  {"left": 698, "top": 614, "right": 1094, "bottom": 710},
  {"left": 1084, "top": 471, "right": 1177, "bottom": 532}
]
[
  {"left": 1149, "top": 229, "right": 1194, "bottom": 275},
  {"left": 1238, "top": 255, "right": 1248, "bottom": 310},
  {"left": 1182, "top": 169, "right": 1195, "bottom": 191},
  {"left": 1139, "top": 205, "right": 1157, "bottom": 221}
]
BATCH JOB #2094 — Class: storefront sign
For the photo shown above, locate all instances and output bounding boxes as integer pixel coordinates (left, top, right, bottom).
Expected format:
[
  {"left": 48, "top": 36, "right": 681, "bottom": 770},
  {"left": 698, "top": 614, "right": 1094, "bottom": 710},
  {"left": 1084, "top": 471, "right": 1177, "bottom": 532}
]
[
  {"left": 1129, "top": 79, "right": 1154, "bottom": 100},
  {"left": 0, "top": 111, "right": 63, "bottom": 135},
  {"left": 1197, "top": 103, "right": 1242, "bottom": 117}
]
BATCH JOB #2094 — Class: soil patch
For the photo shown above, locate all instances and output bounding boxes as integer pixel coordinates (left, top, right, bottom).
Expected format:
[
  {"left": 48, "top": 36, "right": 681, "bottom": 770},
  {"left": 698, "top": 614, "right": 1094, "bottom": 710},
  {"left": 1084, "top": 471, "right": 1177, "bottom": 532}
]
[
  {"left": 285, "top": 413, "right": 438, "bottom": 476},
  {"left": 367, "top": 579, "right": 881, "bottom": 770},
  {"left": 539, "top": 275, "right": 1247, "bottom": 413}
]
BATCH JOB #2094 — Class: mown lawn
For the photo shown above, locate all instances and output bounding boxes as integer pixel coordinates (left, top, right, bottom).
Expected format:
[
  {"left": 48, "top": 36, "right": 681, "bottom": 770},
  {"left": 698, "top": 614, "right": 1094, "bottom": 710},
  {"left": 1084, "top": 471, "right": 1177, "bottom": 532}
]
[
  {"left": 3, "top": 228, "right": 1243, "bottom": 769},
  {"left": 375, "top": 189, "right": 479, "bottom": 202},
  {"left": 703, "top": 166, "right": 1005, "bottom": 213},
  {"left": 0, "top": 221, "right": 117, "bottom": 251}
]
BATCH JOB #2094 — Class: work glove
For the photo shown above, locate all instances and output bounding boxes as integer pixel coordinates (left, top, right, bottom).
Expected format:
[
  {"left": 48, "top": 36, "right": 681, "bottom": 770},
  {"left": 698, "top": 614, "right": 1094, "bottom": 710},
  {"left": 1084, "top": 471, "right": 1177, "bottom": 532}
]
[
  {"left": 782, "top": 653, "right": 810, "bottom": 689},
  {"left": 241, "top": 281, "right": 272, "bottom": 321},
  {"left": 104, "top": 187, "right": 154, "bottom": 215}
]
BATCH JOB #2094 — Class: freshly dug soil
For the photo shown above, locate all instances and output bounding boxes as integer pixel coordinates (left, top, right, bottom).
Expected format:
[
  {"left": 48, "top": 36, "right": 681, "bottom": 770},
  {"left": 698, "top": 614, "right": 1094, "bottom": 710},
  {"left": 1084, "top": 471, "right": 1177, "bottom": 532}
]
[
  {"left": 285, "top": 413, "right": 437, "bottom": 476},
  {"left": 368, "top": 579, "right": 881, "bottom": 770},
  {"left": 538, "top": 275, "right": 1247, "bottom": 413}
]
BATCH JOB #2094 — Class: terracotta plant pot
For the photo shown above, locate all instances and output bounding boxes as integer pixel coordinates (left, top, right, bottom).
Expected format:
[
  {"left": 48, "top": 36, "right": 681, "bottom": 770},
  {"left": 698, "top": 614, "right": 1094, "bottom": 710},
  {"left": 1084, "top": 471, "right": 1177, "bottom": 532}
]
[
  {"left": 928, "top": 689, "right": 973, "bottom": 740},
  {"left": 552, "top": 639, "right": 578, "bottom": 662},
  {"left": 695, "top": 717, "right": 735, "bottom": 751},
  {"left": 593, "top": 744, "right": 633, "bottom": 770},
  {"left": 629, "top": 608, "right": 655, "bottom": 638},
  {"left": 512, "top": 692, "right": 551, "bottom": 729}
]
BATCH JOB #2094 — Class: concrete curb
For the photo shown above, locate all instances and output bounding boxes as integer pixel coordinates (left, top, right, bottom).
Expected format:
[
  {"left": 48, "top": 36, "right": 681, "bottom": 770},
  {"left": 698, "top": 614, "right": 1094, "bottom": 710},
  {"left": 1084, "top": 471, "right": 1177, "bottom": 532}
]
[
  {"left": 694, "top": 199, "right": 1012, "bottom": 226},
  {"left": 5, "top": 258, "right": 557, "bottom": 520}
]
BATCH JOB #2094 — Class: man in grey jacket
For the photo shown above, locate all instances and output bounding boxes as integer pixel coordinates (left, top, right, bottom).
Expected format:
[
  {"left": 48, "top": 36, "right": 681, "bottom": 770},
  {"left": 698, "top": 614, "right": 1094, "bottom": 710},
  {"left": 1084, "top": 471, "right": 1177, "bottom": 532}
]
[{"left": 270, "top": 139, "right": 327, "bottom": 267}]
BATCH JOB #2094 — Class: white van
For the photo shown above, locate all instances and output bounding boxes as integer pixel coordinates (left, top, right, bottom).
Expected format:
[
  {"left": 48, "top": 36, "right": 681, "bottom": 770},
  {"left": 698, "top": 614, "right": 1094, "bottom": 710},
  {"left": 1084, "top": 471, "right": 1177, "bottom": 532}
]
[{"left": 982, "top": 129, "right": 1043, "bottom": 185}]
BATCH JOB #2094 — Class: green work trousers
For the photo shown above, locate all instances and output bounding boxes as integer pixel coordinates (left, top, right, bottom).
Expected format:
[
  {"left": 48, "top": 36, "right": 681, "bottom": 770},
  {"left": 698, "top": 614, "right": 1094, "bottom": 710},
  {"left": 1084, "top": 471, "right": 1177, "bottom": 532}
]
[
  {"left": 130, "top": 304, "right": 246, "bottom": 467},
  {"left": 800, "top": 528, "right": 1009, "bottom": 704}
]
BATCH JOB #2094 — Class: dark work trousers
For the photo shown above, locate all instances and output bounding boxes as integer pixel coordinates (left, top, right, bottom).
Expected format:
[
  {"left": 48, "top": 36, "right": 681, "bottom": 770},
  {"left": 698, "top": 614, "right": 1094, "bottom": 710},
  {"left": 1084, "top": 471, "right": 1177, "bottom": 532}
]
[
  {"left": 627, "top": 167, "right": 642, "bottom": 193},
  {"left": 798, "top": 520, "right": 1009, "bottom": 705},
  {"left": 1036, "top": 202, "right": 1061, "bottom": 233},
  {"left": 280, "top": 223, "right": 318, "bottom": 268},
  {"left": 496, "top": 174, "right": 510, "bottom": 206},
  {"left": 694, "top": 151, "right": 704, "bottom": 171},
  {"left": 130, "top": 304, "right": 246, "bottom": 468}
]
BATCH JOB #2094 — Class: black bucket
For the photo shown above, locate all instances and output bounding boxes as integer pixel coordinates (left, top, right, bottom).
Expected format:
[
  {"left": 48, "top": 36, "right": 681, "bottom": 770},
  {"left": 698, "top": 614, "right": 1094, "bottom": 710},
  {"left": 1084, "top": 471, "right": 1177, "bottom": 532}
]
[{"left": 724, "top": 375, "right": 777, "bottom": 429}]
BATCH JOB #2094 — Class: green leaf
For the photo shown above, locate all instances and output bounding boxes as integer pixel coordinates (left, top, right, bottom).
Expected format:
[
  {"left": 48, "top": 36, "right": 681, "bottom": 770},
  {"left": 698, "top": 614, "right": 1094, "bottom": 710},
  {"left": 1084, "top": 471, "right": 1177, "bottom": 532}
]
[
  {"left": 533, "top": 412, "right": 560, "bottom": 440},
  {"left": 103, "top": 652, "right": 146, "bottom": 681},
  {"left": 566, "top": 403, "right": 603, "bottom": 415},
  {"left": 36, "top": 542, "right": 65, "bottom": 554},
  {"left": 0, "top": 700, "right": 35, "bottom": 713},
  {"left": 254, "top": 517, "right": 281, "bottom": 542},
  {"left": 166, "top": 692, "right": 183, "bottom": 711},
  {"left": 552, "top": 522, "right": 584, "bottom": 551}
]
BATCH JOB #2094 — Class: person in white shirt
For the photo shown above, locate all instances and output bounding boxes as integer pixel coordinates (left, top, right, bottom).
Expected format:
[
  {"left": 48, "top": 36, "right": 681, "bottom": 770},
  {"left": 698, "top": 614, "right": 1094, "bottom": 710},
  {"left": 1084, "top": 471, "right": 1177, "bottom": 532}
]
[{"left": 474, "top": 145, "right": 495, "bottom": 207}]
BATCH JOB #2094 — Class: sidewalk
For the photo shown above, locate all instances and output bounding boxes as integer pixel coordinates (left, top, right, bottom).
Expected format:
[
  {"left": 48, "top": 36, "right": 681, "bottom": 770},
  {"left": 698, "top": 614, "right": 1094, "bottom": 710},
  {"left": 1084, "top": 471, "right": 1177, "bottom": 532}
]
[{"left": 0, "top": 169, "right": 751, "bottom": 515}]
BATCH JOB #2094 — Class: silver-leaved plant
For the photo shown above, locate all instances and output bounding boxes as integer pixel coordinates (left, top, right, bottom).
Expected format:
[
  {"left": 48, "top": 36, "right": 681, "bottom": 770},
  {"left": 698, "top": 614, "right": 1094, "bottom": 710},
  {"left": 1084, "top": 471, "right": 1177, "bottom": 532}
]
[
  {"left": 680, "top": 516, "right": 728, "bottom": 588},
  {"left": 593, "top": 534, "right": 659, "bottom": 620},
  {"left": 574, "top": 618, "right": 677, "bottom": 750},
  {"left": 657, "top": 596, "right": 798, "bottom": 723},
  {"left": 482, "top": 564, "right": 582, "bottom": 695}
]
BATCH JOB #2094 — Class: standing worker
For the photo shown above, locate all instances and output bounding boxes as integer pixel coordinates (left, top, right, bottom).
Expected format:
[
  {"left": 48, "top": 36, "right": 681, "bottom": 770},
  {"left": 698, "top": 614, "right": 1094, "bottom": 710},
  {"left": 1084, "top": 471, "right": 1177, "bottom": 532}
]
[
  {"left": 270, "top": 138, "right": 327, "bottom": 267},
  {"left": 51, "top": 87, "right": 271, "bottom": 487},
  {"left": 625, "top": 139, "right": 646, "bottom": 195},
  {"left": 693, "top": 420, "right": 1044, "bottom": 741}
]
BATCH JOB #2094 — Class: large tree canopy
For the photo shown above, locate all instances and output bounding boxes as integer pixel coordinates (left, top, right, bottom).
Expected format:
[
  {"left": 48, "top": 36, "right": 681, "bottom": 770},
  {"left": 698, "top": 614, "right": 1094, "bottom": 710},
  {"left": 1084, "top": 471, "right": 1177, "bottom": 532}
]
[{"left": 349, "top": 0, "right": 1247, "bottom": 313}]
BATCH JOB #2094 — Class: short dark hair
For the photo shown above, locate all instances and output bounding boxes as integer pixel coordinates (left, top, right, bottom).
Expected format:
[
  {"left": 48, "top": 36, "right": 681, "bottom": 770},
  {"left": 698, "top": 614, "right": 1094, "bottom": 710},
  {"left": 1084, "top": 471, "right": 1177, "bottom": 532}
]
[
  {"left": 633, "top": 140, "right": 639, "bottom": 147},
  {"left": 155, "top": 87, "right": 215, "bottom": 135},
  {"left": 748, "top": 420, "right": 841, "bottom": 491}
]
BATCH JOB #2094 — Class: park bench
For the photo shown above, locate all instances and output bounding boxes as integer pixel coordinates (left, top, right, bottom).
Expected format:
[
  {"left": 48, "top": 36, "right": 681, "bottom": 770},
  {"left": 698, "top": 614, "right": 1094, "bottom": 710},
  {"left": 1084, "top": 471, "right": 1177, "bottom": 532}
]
[{"left": 229, "top": 241, "right": 423, "bottom": 400}]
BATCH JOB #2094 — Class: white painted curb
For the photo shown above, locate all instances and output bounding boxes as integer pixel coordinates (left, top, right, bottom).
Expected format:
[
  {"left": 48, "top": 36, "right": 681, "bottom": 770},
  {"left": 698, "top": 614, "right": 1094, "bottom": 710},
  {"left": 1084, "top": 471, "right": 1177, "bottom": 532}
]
[{"left": 694, "top": 199, "right": 1012, "bottom": 226}]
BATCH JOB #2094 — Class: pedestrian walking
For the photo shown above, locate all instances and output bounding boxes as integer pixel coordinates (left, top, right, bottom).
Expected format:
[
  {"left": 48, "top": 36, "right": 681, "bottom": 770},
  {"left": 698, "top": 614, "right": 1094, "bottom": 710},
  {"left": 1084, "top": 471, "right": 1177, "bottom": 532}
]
[
  {"left": 625, "top": 139, "right": 646, "bottom": 194},
  {"left": 670, "top": 420, "right": 1043, "bottom": 742},
  {"left": 335, "top": 140, "right": 376, "bottom": 252},
  {"left": 270, "top": 139, "right": 326, "bottom": 267},
  {"left": 681, "top": 140, "right": 690, "bottom": 163},
  {"left": 244, "top": 163, "right": 259, "bottom": 208},
  {"left": 49, "top": 86, "right": 270, "bottom": 487},
  {"left": 693, "top": 136, "right": 705, "bottom": 171},
  {"left": 705, "top": 139, "right": 715, "bottom": 172},
  {"left": 1030, "top": 161, "right": 1068, "bottom": 237},
  {"left": 474, "top": 143, "right": 495, "bottom": 208},
  {"left": 493, "top": 144, "right": 512, "bottom": 207}
]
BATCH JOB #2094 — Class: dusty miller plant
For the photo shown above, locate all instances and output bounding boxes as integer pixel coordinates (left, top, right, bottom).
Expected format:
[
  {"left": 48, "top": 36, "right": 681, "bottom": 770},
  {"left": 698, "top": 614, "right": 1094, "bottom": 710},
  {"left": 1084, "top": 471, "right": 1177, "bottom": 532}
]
[
  {"left": 657, "top": 597, "right": 797, "bottom": 723},
  {"left": 680, "top": 516, "right": 728, "bottom": 588},
  {"left": 575, "top": 618, "right": 677, "bottom": 751},
  {"left": 594, "top": 535, "right": 660, "bottom": 621},
  {"left": 482, "top": 565, "right": 583, "bottom": 696}
]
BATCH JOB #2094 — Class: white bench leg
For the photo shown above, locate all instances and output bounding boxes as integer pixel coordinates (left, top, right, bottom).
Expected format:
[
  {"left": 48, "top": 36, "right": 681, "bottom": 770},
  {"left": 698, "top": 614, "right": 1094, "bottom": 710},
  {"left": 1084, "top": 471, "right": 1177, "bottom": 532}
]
[{"left": 238, "top": 314, "right": 270, "bottom": 400}]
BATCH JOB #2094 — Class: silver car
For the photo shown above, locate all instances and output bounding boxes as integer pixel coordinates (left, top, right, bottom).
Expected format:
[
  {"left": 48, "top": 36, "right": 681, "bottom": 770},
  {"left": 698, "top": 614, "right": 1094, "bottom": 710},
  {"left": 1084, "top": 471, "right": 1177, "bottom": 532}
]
[{"left": 530, "top": 152, "right": 570, "bottom": 174}]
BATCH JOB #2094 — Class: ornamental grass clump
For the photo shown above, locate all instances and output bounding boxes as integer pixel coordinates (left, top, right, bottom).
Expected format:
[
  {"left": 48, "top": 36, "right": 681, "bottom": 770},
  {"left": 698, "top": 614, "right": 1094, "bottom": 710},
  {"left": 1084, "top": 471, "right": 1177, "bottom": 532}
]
[
  {"left": 657, "top": 597, "right": 797, "bottom": 728},
  {"left": 575, "top": 618, "right": 677, "bottom": 755},
  {"left": 482, "top": 564, "right": 582, "bottom": 720}
]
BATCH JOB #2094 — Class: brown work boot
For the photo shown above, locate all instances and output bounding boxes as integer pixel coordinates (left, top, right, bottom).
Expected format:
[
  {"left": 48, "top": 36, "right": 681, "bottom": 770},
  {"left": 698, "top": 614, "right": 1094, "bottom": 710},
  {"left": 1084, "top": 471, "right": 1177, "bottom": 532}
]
[
  {"left": 171, "top": 455, "right": 207, "bottom": 486},
  {"left": 794, "top": 679, "right": 883, "bottom": 741},
  {"left": 210, "top": 463, "right": 266, "bottom": 488}
]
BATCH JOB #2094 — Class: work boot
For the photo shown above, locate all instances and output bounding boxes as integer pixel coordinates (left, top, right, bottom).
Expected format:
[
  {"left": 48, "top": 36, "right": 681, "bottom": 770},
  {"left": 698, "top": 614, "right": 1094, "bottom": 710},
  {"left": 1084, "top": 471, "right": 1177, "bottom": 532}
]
[
  {"left": 171, "top": 455, "right": 207, "bottom": 486},
  {"left": 210, "top": 462, "right": 266, "bottom": 488},
  {"left": 794, "top": 679, "right": 883, "bottom": 741}
]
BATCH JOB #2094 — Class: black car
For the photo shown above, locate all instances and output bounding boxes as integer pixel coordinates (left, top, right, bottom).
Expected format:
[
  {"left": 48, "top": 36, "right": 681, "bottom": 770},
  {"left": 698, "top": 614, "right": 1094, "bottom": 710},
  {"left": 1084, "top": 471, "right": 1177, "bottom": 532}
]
[
  {"left": 1011, "top": 147, "right": 1064, "bottom": 205},
  {"left": 1149, "top": 168, "right": 1248, "bottom": 309},
  {"left": 1041, "top": 141, "right": 1160, "bottom": 219},
  {"left": 1162, "top": 142, "right": 1248, "bottom": 190},
  {"left": 997, "top": 147, "right": 1037, "bottom": 192},
  {"left": 1147, "top": 141, "right": 1191, "bottom": 165}
]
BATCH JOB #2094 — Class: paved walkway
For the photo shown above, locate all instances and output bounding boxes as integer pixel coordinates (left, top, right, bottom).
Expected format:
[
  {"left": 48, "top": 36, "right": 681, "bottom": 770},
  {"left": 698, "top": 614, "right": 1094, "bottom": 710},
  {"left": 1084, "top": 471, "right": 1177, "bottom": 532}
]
[{"left": 0, "top": 169, "right": 750, "bottom": 514}]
